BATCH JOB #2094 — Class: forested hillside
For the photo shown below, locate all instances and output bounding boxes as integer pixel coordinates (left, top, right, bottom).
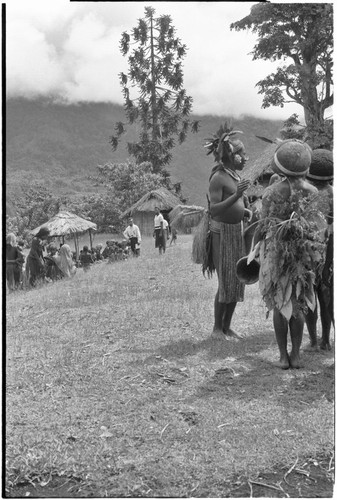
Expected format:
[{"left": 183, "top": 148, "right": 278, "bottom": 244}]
[{"left": 6, "top": 98, "right": 282, "bottom": 210}]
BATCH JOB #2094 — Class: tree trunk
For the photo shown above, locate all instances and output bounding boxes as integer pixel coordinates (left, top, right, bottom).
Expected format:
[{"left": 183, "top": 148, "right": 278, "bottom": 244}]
[{"left": 300, "top": 61, "right": 325, "bottom": 147}]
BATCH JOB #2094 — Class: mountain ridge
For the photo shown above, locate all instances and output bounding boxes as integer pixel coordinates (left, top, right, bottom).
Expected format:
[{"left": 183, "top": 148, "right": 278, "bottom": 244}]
[{"left": 6, "top": 98, "right": 283, "bottom": 210}]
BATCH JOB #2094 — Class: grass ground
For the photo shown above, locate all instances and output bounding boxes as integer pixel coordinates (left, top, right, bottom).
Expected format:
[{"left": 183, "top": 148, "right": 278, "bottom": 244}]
[{"left": 5, "top": 235, "right": 335, "bottom": 497}]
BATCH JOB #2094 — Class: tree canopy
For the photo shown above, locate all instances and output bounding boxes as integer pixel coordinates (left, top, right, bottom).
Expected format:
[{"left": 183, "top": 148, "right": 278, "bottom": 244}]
[
  {"left": 110, "top": 6, "right": 199, "bottom": 173},
  {"left": 231, "top": 3, "right": 333, "bottom": 148}
]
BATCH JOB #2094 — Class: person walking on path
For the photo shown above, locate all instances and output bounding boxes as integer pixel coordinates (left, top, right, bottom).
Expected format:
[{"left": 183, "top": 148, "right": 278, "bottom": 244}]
[
  {"left": 153, "top": 207, "right": 166, "bottom": 255},
  {"left": 123, "top": 217, "right": 141, "bottom": 257}
]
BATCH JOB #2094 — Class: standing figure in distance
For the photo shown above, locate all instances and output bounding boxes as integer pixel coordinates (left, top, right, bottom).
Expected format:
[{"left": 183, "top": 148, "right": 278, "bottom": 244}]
[
  {"left": 123, "top": 217, "right": 141, "bottom": 257},
  {"left": 153, "top": 207, "right": 165, "bottom": 255},
  {"left": 205, "top": 125, "right": 251, "bottom": 339},
  {"left": 6, "top": 233, "right": 24, "bottom": 292},
  {"left": 170, "top": 227, "right": 178, "bottom": 245},
  {"left": 26, "top": 227, "right": 50, "bottom": 287}
]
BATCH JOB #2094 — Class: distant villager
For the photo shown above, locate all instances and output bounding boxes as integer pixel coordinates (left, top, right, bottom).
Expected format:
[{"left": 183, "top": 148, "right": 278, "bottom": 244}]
[
  {"left": 80, "top": 245, "right": 94, "bottom": 272},
  {"left": 170, "top": 227, "right": 178, "bottom": 245},
  {"left": 54, "top": 244, "right": 76, "bottom": 278},
  {"left": 123, "top": 217, "right": 141, "bottom": 256},
  {"left": 45, "top": 243, "right": 63, "bottom": 281},
  {"left": 94, "top": 244, "right": 104, "bottom": 261},
  {"left": 153, "top": 207, "right": 165, "bottom": 254},
  {"left": 16, "top": 240, "right": 26, "bottom": 288},
  {"left": 6, "top": 233, "right": 24, "bottom": 291},
  {"left": 26, "top": 227, "right": 50, "bottom": 287}
]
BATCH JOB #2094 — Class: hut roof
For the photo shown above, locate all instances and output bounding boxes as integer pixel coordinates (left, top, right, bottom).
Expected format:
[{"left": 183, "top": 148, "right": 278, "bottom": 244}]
[
  {"left": 241, "top": 143, "right": 277, "bottom": 184},
  {"left": 121, "top": 188, "right": 181, "bottom": 217},
  {"left": 30, "top": 211, "right": 97, "bottom": 237},
  {"left": 169, "top": 204, "right": 206, "bottom": 231}
]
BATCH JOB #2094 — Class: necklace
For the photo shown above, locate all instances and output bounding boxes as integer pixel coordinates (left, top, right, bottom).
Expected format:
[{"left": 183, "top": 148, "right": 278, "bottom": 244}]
[{"left": 223, "top": 166, "right": 241, "bottom": 182}]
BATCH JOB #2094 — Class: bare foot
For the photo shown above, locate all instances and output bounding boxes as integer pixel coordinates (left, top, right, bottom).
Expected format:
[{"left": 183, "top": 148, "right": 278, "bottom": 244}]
[
  {"left": 303, "top": 342, "right": 319, "bottom": 352},
  {"left": 275, "top": 356, "right": 290, "bottom": 370},
  {"left": 289, "top": 353, "right": 303, "bottom": 369},
  {"left": 320, "top": 341, "right": 332, "bottom": 351},
  {"left": 211, "top": 328, "right": 225, "bottom": 338},
  {"left": 224, "top": 328, "right": 243, "bottom": 339}
]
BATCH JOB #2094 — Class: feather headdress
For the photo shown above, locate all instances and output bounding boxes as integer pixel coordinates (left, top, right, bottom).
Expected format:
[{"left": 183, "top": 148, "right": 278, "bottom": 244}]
[{"left": 204, "top": 122, "right": 244, "bottom": 161}]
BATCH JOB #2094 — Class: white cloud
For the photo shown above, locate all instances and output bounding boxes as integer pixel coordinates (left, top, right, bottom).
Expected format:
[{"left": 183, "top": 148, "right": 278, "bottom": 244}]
[
  {"left": 5, "top": 0, "right": 305, "bottom": 119},
  {"left": 6, "top": 19, "right": 66, "bottom": 98}
]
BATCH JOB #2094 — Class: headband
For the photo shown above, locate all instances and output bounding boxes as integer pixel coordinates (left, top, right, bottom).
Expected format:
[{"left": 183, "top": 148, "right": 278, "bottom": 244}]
[{"left": 273, "top": 153, "right": 309, "bottom": 177}]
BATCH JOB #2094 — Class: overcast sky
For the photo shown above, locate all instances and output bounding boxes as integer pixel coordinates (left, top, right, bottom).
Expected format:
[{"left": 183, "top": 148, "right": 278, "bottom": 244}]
[{"left": 6, "top": 0, "right": 307, "bottom": 121}]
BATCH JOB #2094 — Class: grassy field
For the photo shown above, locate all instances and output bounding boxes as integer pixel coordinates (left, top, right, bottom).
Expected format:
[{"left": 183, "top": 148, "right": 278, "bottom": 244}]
[{"left": 5, "top": 235, "right": 335, "bottom": 497}]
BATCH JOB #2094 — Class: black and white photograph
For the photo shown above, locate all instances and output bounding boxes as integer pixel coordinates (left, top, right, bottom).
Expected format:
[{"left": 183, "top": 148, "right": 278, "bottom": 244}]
[{"left": 5, "top": 1, "right": 334, "bottom": 497}]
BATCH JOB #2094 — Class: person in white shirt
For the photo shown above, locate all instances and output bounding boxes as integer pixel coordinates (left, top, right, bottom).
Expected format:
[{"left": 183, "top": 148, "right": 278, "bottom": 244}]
[
  {"left": 162, "top": 218, "right": 170, "bottom": 241},
  {"left": 153, "top": 207, "right": 165, "bottom": 254},
  {"left": 123, "top": 217, "right": 141, "bottom": 256}
]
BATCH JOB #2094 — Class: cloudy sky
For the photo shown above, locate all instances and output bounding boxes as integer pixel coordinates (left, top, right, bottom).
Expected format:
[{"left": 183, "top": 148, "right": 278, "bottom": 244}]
[{"left": 6, "top": 0, "right": 306, "bottom": 120}]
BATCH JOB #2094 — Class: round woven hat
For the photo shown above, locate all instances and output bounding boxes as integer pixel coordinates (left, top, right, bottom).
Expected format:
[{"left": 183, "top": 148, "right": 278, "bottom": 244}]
[
  {"left": 271, "top": 139, "right": 312, "bottom": 177},
  {"left": 307, "top": 149, "right": 333, "bottom": 181}
]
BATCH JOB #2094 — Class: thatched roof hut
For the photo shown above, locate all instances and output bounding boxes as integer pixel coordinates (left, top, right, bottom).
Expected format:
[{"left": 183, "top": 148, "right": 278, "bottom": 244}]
[
  {"left": 31, "top": 211, "right": 97, "bottom": 258},
  {"left": 121, "top": 188, "right": 182, "bottom": 236},
  {"left": 169, "top": 204, "right": 206, "bottom": 232},
  {"left": 241, "top": 143, "right": 277, "bottom": 199}
]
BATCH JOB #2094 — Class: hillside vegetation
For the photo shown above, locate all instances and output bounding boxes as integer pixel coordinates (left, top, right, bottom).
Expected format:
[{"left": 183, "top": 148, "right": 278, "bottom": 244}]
[{"left": 6, "top": 98, "right": 282, "bottom": 211}]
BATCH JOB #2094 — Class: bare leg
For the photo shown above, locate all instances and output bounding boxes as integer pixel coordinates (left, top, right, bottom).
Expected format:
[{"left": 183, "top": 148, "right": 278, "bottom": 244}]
[
  {"left": 213, "top": 290, "right": 226, "bottom": 335},
  {"left": 318, "top": 285, "right": 332, "bottom": 351},
  {"left": 273, "top": 309, "right": 290, "bottom": 369},
  {"left": 223, "top": 302, "right": 241, "bottom": 338},
  {"left": 304, "top": 306, "right": 319, "bottom": 351},
  {"left": 289, "top": 313, "right": 304, "bottom": 369}
]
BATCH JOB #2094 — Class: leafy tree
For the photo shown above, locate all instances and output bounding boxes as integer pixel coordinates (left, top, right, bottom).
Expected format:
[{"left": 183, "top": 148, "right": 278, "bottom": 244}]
[
  {"left": 65, "top": 194, "right": 123, "bottom": 233},
  {"left": 231, "top": 3, "right": 333, "bottom": 148},
  {"left": 97, "top": 160, "right": 167, "bottom": 210},
  {"left": 279, "top": 114, "right": 307, "bottom": 141},
  {"left": 14, "top": 183, "right": 62, "bottom": 232},
  {"left": 110, "top": 6, "right": 199, "bottom": 173}
]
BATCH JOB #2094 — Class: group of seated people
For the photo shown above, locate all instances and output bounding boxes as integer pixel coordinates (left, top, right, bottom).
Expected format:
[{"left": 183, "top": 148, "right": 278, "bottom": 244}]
[{"left": 6, "top": 226, "right": 135, "bottom": 291}]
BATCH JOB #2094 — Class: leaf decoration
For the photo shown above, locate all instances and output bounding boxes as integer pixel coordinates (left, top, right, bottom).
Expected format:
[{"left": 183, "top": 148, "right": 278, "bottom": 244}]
[{"left": 280, "top": 300, "right": 293, "bottom": 321}]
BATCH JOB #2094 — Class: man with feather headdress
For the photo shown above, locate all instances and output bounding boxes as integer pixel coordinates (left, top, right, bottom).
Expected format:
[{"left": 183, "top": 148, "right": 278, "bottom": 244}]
[{"left": 205, "top": 123, "right": 251, "bottom": 339}]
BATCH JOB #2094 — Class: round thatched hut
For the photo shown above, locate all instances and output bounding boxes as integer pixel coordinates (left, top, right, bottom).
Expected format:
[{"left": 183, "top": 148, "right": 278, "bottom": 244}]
[
  {"left": 120, "top": 188, "right": 182, "bottom": 236},
  {"left": 30, "top": 211, "right": 97, "bottom": 259}
]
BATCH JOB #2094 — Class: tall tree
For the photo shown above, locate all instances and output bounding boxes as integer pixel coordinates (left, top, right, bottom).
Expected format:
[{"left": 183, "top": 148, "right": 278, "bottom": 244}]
[
  {"left": 231, "top": 3, "right": 333, "bottom": 148},
  {"left": 110, "top": 6, "right": 199, "bottom": 173}
]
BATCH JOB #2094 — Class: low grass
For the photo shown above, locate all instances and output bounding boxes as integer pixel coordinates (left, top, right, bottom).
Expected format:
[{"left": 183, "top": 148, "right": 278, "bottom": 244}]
[{"left": 5, "top": 235, "right": 334, "bottom": 497}]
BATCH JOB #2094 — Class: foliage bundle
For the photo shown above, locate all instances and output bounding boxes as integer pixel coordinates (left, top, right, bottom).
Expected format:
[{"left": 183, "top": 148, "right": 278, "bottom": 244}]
[{"left": 254, "top": 192, "right": 328, "bottom": 320}]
